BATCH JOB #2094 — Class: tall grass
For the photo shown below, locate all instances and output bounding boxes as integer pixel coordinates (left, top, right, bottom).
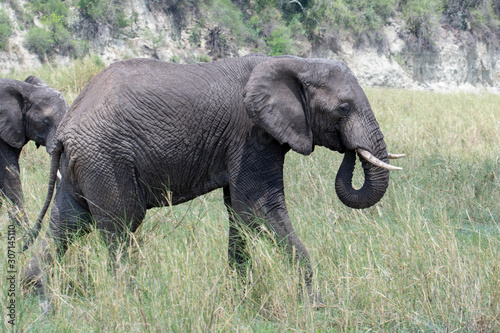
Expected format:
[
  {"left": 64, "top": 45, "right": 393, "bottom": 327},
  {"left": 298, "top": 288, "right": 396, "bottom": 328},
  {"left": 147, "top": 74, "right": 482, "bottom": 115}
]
[{"left": 0, "top": 62, "right": 499, "bottom": 331}]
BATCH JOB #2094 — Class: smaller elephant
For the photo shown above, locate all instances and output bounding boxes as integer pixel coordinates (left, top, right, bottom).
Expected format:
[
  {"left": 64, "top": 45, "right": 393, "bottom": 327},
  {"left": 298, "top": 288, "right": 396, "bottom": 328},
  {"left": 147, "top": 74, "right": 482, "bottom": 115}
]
[{"left": 0, "top": 76, "right": 68, "bottom": 226}]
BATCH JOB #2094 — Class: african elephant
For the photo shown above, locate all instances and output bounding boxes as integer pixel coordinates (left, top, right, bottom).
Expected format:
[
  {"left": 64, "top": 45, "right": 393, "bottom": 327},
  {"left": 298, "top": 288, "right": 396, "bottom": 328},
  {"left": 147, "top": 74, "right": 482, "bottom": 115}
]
[
  {"left": 0, "top": 76, "right": 67, "bottom": 226},
  {"left": 23, "top": 55, "right": 402, "bottom": 302}
]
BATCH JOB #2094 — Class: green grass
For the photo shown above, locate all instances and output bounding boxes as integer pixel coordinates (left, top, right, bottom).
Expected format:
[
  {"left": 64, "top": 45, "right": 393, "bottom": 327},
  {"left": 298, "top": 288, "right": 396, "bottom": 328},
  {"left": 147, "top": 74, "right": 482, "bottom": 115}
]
[{"left": 1, "top": 63, "right": 499, "bottom": 331}]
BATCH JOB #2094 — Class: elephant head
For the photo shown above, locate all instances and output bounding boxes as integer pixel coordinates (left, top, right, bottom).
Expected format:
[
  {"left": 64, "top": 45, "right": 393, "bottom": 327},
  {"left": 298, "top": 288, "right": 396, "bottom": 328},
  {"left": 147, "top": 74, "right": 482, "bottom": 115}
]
[
  {"left": 243, "top": 57, "right": 402, "bottom": 209},
  {"left": 0, "top": 76, "right": 68, "bottom": 153}
]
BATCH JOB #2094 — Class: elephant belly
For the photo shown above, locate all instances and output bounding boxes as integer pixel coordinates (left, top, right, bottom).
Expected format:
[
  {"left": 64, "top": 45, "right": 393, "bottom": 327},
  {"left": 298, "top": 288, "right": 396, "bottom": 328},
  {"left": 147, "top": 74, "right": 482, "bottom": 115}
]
[{"left": 141, "top": 166, "right": 230, "bottom": 208}]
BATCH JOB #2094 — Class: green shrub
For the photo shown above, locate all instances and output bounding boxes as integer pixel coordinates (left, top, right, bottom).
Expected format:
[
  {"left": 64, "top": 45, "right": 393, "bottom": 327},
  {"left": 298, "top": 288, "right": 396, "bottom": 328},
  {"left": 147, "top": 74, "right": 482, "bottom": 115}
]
[
  {"left": 25, "top": 26, "right": 54, "bottom": 57},
  {"left": 468, "top": 0, "right": 500, "bottom": 44},
  {"left": 28, "top": 0, "right": 70, "bottom": 21},
  {"left": 266, "top": 23, "right": 296, "bottom": 55},
  {"left": 442, "top": 0, "right": 478, "bottom": 30},
  {"left": 197, "top": 54, "right": 211, "bottom": 62},
  {"left": 304, "top": 0, "right": 396, "bottom": 46},
  {"left": 189, "top": 26, "right": 202, "bottom": 47},
  {"left": 248, "top": 5, "right": 283, "bottom": 37},
  {"left": 0, "top": 9, "right": 12, "bottom": 51},
  {"left": 199, "top": 0, "right": 258, "bottom": 58},
  {"left": 170, "top": 55, "right": 181, "bottom": 63},
  {"left": 76, "top": 0, "right": 130, "bottom": 35},
  {"left": 401, "top": 0, "right": 440, "bottom": 49},
  {"left": 6, "top": 0, "right": 28, "bottom": 26},
  {"left": 440, "top": 0, "right": 499, "bottom": 44},
  {"left": 203, "top": 0, "right": 257, "bottom": 46},
  {"left": 24, "top": 0, "right": 88, "bottom": 58},
  {"left": 147, "top": 0, "right": 201, "bottom": 32},
  {"left": 76, "top": 0, "right": 111, "bottom": 23},
  {"left": 115, "top": 11, "right": 132, "bottom": 29}
]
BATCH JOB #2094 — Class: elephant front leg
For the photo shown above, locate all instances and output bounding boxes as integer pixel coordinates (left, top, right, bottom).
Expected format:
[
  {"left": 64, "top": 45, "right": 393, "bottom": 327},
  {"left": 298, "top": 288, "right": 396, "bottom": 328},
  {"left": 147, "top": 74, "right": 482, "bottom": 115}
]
[
  {"left": 228, "top": 143, "right": 323, "bottom": 307},
  {"left": 1, "top": 161, "right": 29, "bottom": 229}
]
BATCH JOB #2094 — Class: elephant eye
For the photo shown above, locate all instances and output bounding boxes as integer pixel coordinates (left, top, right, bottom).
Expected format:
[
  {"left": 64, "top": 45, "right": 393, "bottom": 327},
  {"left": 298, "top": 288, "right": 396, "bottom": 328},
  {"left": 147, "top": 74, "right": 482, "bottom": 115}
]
[{"left": 338, "top": 103, "right": 350, "bottom": 116}]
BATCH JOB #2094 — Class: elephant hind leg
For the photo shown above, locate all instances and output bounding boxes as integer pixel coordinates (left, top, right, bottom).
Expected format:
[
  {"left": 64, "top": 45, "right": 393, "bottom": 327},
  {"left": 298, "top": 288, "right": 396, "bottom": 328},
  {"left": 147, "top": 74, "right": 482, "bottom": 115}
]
[
  {"left": 23, "top": 181, "right": 92, "bottom": 297},
  {"left": 87, "top": 184, "right": 147, "bottom": 268},
  {"left": 91, "top": 208, "right": 146, "bottom": 270},
  {"left": 0, "top": 156, "right": 29, "bottom": 228}
]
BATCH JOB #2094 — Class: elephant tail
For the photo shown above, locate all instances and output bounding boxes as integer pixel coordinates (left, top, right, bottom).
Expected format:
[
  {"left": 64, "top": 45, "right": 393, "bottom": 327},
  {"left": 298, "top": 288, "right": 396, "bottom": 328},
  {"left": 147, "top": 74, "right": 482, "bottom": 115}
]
[{"left": 21, "top": 141, "right": 63, "bottom": 253}]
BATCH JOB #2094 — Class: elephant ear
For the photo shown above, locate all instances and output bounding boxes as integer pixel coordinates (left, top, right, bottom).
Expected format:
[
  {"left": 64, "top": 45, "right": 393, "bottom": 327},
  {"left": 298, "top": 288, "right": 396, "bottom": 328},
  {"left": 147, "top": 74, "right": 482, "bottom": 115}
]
[
  {"left": 0, "top": 82, "right": 27, "bottom": 149},
  {"left": 243, "top": 58, "right": 313, "bottom": 155},
  {"left": 24, "top": 75, "right": 48, "bottom": 87}
]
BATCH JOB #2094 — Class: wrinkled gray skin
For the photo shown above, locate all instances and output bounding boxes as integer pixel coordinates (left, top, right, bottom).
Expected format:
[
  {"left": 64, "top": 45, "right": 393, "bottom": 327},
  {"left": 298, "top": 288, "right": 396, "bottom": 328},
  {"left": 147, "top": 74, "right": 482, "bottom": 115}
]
[
  {"left": 0, "top": 76, "right": 67, "bottom": 226},
  {"left": 24, "top": 55, "right": 396, "bottom": 302}
]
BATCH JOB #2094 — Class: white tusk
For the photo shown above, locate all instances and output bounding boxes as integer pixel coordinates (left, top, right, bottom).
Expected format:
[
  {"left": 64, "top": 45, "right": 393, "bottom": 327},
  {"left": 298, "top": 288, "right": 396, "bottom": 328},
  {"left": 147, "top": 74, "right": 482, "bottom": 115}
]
[
  {"left": 388, "top": 153, "right": 405, "bottom": 159},
  {"left": 57, "top": 170, "right": 62, "bottom": 180},
  {"left": 356, "top": 148, "right": 403, "bottom": 171}
]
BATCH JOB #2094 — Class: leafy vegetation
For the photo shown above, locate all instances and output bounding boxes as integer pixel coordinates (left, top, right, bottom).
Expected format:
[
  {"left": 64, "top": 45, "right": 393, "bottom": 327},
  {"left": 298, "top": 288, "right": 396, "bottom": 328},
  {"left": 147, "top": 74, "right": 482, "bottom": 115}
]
[
  {"left": 401, "top": 0, "right": 441, "bottom": 49},
  {"left": 25, "top": 26, "right": 54, "bottom": 56},
  {"left": 75, "top": 0, "right": 132, "bottom": 37},
  {"left": 147, "top": 0, "right": 201, "bottom": 32},
  {"left": 2, "top": 0, "right": 500, "bottom": 60},
  {"left": 443, "top": 0, "right": 500, "bottom": 44},
  {"left": 24, "top": 0, "right": 89, "bottom": 59},
  {"left": 196, "top": 0, "right": 500, "bottom": 56},
  {"left": 0, "top": 57, "right": 499, "bottom": 331},
  {"left": 200, "top": 0, "right": 258, "bottom": 58},
  {"left": 0, "top": 9, "right": 12, "bottom": 51}
]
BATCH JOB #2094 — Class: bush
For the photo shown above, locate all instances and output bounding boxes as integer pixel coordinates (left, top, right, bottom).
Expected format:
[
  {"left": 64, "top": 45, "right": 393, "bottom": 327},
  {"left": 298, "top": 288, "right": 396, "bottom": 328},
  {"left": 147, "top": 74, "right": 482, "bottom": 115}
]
[
  {"left": 401, "top": 0, "right": 440, "bottom": 49},
  {"left": 197, "top": 54, "right": 211, "bottom": 62},
  {"left": 304, "top": 0, "right": 396, "bottom": 47},
  {"left": 24, "top": 0, "right": 88, "bottom": 58},
  {"left": 266, "top": 23, "right": 296, "bottom": 55},
  {"left": 203, "top": 0, "right": 257, "bottom": 46},
  {"left": 0, "top": 10, "right": 12, "bottom": 51},
  {"left": 470, "top": 1, "right": 500, "bottom": 45},
  {"left": 442, "top": 0, "right": 480, "bottom": 30},
  {"left": 170, "top": 55, "right": 181, "bottom": 63},
  {"left": 147, "top": 0, "right": 201, "bottom": 33},
  {"left": 25, "top": 26, "right": 54, "bottom": 57},
  {"left": 76, "top": 0, "right": 130, "bottom": 36},
  {"left": 200, "top": 0, "right": 258, "bottom": 58},
  {"left": 76, "top": 0, "right": 112, "bottom": 23},
  {"left": 28, "top": 0, "right": 70, "bottom": 21},
  {"left": 441, "top": 0, "right": 499, "bottom": 44},
  {"left": 5, "top": 0, "right": 27, "bottom": 27}
]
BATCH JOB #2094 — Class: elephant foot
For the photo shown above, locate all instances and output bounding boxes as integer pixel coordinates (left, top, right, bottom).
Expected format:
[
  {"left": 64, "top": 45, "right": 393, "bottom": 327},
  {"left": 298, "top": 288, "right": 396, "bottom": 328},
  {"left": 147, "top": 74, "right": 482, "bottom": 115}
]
[
  {"left": 23, "top": 258, "right": 54, "bottom": 315},
  {"left": 22, "top": 257, "right": 45, "bottom": 296},
  {"left": 22, "top": 239, "right": 53, "bottom": 294}
]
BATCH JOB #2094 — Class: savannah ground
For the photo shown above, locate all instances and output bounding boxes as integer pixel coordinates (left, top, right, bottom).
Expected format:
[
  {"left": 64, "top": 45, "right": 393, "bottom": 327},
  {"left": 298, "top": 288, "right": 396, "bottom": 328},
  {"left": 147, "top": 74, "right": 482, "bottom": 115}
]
[{"left": 1, "top": 57, "right": 499, "bottom": 331}]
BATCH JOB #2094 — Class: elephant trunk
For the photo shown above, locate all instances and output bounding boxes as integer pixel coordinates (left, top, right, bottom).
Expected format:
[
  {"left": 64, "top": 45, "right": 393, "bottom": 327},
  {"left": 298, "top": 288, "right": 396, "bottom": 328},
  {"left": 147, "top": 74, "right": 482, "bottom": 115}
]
[
  {"left": 334, "top": 146, "right": 390, "bottom": 210},
  {"left": 21, "top": 141, "right": 63, "bottom": 252}
]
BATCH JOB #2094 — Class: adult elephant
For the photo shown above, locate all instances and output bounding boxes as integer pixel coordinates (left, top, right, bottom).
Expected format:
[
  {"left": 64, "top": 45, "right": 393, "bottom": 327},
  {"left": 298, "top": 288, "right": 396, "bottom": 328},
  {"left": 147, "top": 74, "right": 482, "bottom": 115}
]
[
  {"left": 23, "top": 55, "right": 403, "bottom": 302},
  {"left": 0, "top": 76, "right": 68, "bottom": 226}
]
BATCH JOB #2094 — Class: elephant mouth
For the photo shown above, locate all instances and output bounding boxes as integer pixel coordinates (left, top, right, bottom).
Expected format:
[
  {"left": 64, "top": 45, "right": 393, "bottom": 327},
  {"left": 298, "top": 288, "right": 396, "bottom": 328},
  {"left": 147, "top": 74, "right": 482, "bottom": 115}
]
[
  {"left": 356, "top": 148, "right": 403, "bottom": 171},
  {"left": 34, "top": 135, "right": 45, "bottom": 148}
]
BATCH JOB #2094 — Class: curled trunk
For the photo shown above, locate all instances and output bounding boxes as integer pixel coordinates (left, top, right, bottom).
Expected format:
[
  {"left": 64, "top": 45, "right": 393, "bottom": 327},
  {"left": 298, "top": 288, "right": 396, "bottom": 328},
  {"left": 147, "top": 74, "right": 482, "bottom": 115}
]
[{"left": 334, "top": 149, "right": 390, "bottom": 209}]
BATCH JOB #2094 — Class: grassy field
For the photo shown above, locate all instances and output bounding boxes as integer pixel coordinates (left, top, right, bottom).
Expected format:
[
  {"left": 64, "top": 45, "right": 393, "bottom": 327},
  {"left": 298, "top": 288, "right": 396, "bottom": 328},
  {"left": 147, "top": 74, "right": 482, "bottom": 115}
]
[{"left": 1, "top": 58, "right": 499, "bottom": 331}]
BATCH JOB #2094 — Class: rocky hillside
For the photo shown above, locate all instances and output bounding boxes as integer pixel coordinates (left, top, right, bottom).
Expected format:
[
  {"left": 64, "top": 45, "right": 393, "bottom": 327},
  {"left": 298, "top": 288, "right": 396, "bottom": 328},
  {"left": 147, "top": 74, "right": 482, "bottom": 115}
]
[{"left": 1, "top": 0, "right": 499, "bottom": 92}]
